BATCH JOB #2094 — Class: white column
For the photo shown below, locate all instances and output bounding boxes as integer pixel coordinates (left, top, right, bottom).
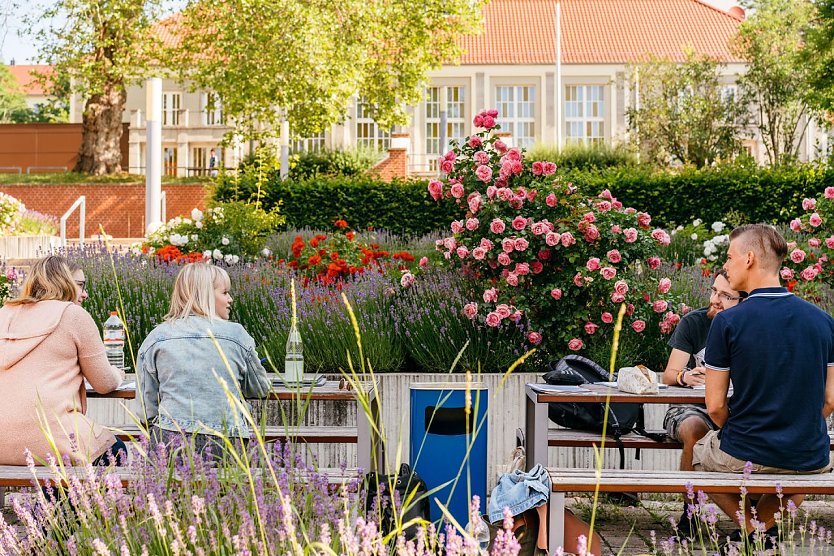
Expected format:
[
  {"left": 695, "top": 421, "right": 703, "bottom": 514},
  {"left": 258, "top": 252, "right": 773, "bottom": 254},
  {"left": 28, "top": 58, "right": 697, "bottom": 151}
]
[
  {"left": 555, "top": 1, "right": 563, "bottom": 148},
  {"left": 280, "top": 120, "right": 290, "bottom": 180},
  {"left": 177, "top": 138, "right": 189, "bottom": 178},
  {"left": 145, "top": 77, "right": 163, "bottom": 234}
]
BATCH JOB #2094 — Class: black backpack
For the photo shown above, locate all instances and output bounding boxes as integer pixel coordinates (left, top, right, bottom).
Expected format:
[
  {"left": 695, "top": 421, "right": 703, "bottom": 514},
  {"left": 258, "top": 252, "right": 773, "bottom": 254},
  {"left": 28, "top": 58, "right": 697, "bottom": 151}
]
[{"left": 543, "top": 355, "right": 664, "bottom": 468}]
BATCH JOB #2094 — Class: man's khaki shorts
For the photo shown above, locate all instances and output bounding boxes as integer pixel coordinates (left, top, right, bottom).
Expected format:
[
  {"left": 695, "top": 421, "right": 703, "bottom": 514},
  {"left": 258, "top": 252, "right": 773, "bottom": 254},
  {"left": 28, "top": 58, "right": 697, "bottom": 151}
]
[{"left": 693, "top": 429, "right": 832, "bottom": 474}]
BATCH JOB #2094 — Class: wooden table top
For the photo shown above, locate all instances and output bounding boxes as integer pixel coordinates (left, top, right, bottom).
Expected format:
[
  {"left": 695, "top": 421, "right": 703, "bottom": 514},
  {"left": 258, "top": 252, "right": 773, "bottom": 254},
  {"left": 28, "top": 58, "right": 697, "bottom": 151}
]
[{"left": 527, "top": 382, "right": 717, "bottom": 404}]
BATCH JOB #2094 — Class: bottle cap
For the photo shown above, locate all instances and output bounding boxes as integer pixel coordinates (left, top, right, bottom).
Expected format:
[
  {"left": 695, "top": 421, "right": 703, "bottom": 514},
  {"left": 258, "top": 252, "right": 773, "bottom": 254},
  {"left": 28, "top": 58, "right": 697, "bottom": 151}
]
[{"left": 110, "top": 311, "right": 118, "bottom": 315}]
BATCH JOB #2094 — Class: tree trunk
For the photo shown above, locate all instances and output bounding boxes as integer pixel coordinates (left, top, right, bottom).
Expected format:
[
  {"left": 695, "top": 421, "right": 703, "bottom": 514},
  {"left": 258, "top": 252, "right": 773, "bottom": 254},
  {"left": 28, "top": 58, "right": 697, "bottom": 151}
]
[{"left": 73, "top": 84, "right": 126, "bottom": 175}]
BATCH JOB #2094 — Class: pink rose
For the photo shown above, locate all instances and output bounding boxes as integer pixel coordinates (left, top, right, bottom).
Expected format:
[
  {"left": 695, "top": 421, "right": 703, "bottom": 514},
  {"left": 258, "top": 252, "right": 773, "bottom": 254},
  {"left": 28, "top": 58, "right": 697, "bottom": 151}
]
[
  {"left": 531, "top": 261, "right": 543, "bottom": 274},
  {"left": 827, "top": 236, "right": 834, "bottom": 249},
  {"left": 586, "top": 257, "right": 601, "bottom": 271},
  {"left": 658, "top": 277, "right": 672, "bottom": 294},
  {"left": 482, "top": 115, "right": 495, "bottom": 129},
  {"left": 501, "top": 238, "right": 515, "bottom": 253},
  {"left": 582, "top": 212, "right": 596, "bottom": 223},
  {"left": 809, "top": 238, "right": 821, "bottom": 248},
  {"left": 543, "top": 162, "right": 557, "bottom": 175},
  {"left": 494, "top": 139, "right": 507, "bottom": 154},
  {"left": 790, "top": 248, "right": 806, "bottom": 263},
  {"left": 472, "top": 247, "right": 486, "bottom": 260},
  {"left": 631, "top": 320, "right": 646, "bottom": 333},
  {"left": 790, "top": 218, "right": 803, "bottom": 232},
  {"left": 528, "top": 331, "right": 542, "bottom": 345},
  {"left": 443, "top": 237, "right": 456, "bottom": 250},
  {"left": 561, "top": 232, "right": 576, "bottom": 247},
  {"left": 624, "top": 228, "right": 638, "bottom": 243},
  {"left": 611, "top": 292, "right": 625, "bottom": 303},
  {"left": 810, "top": 213, "right": 823, "bottom": 227},
  {"left": 653, "top": 300, "right": 668, "bottom": 313},
  {"left": 532, "top": 161, "right": 544, "bottom": 175},
  {"left": 473, "top": 114, "right": 484, "bottom": 127},
  {"left": 801, "top": 266, "right": 819, "bottom": 281},
  {"left": 573, "top": 272, "right": 585, "bottom": 287},
  {"left": 450, "top": 183, "right": 465, "bottom": 199},
  {"left": 486, "top": 185, "right": 497, "bottom": 199},
  {"left": 826, "top": 187, "right": 834, "bottom": 200},
  {"left": 483, "top": 287, "right": 498, "bottom": 302},
  {"left": 614, "top": 280, "right": 629, "bottom": 296},
  {"left": 485, "top": 312, "right": 501, "bottom": 327},
  {"left": 600, "top": 267, "right": 617, "bottom": 280},
  {"left": 584, "top": 322, "right": 599, "bottom": 335},
  {"left": 538, "top": 249, "right": 551, "bottom": 261},
  {"left": 475, "top": 164, "right": 493, "bottom": 183},
  {"left": 613, "top": 200, "right": 623, "bottom": 209},
  {"left": 583, "top": 224, "right": 600, "bottom": 242},
  {"left": 506, "top": 272, "right": 519, "bottom": 286},
  {"left": 466, "top": 218, "right": 480, "bottom": 231},
  {"left": 440, "top": 159, "right": 454, "bottom": 174},
  {"left": 480, "top": 238, "right": 494, "bottom": 251},
  {"left": 651, "top": 229, "right": 671, "bottom": 246},
  {"left": 428, "top": 179, "right": 443, "bottom": 201},
  {"left": 496, "top": 304, "right": 511, "bottom": 319},
  {"left": 514, "top": 237, "right": 529, "bottom": 251},
  {"left": 546, "top": 193, "right": 557, "bottom": 207},
  {"left": 419, "top": 256, "right": 428, "bottom": 268},
  {"left": 490, "top": 219, "right": 506, "bottom": 234},
  {"left": 637, "top": 212, "right": 652, "bottom": 228},
  {"left": 515, "top": 262, "right": 530, "bottom": 276},
  {"left": 647, "top": 256, "right": 661, "bottom": 270},
  {"left": 551, "top": 288, "right": 562, "bottom": 300},
  {"left": 486, "top": 109, "right": 498, "bottom": 117},
  {"left": 803, "top": 198, "right": 817, "bottom": 211},
  {"left": 601, "top": 312, "right": 613, "bottom": 324},
  {"left": 463, "top": 303, "right": 478, "bottom": 320},
  {"left": 451, "top": 220, "right": 464, "bottom": 234},
  {"left": 780, "top": 267, "right": 794, "bottom": 281},
  {"left": 595, "top": 201, "right": 612, "bottom": 212},
  {"left": 505, "top": 148, "right": 522, "bottom": 162},
  {"left": 498, "top": 188, "right": 514, "bottom": 201},
  {"left": 607, "top": 249, "right": 622, "bottom": 263},
  {"left": 611, "top": 225, "right": 622, "bottom": 234},
  {"left": 468, "top": 193, "right": 482, "bottom": 214},
  {"left": 456, "top": 246, "right": 469, "bottom": 259},
  {"left": 531, "top": 221, "right": 548, "bottom": 236},
  {"left": 474, "top": 151, "right": 490, "bottom": 165},
  {"left": 468, "top": 136, "right": 482, "bottom": 148},
  {"left": 512, "top": 216, "right": 527, "bottom": 231},
  {"left": 599, "top": 189, "right": 613, "bottom": 200},
  {"left": 568, "top": 338, "right": 584, "bottom": 351},
  {"left": 626, "top": 303, "right": 635, "bottom": 316},
  {"left": 545, "top": 232, "right": 559, "bottom": 246},
  {"left": 497, "top": 252, "right": 511, "bottom": 266}
]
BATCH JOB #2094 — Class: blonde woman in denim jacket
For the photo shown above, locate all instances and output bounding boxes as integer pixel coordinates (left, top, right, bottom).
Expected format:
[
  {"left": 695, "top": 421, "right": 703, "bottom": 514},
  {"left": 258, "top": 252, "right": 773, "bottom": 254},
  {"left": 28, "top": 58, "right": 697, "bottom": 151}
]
[{"left": 137, "top": 263, "right": 270, "bottom": 460}]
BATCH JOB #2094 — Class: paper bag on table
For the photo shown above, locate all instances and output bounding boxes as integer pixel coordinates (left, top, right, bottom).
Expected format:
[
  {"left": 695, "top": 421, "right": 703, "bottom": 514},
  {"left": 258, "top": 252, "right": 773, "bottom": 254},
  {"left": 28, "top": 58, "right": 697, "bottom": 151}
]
[{"left": 617, "top": 364, "right": 659, "bottom": 394}]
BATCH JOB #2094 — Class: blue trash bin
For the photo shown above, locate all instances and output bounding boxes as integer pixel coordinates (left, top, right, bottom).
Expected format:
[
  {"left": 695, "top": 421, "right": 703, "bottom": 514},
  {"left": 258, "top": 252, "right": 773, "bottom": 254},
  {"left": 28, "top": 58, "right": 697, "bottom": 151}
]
[{"left": 410, "top": 382, "right": 488, "bottom": 525}]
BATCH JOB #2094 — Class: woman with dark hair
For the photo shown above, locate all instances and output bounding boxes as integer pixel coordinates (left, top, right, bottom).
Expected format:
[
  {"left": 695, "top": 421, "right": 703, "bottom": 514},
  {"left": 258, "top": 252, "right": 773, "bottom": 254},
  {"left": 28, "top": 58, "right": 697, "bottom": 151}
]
[{"left": 0, "top": 255, "right": 125, "bottom": 466}]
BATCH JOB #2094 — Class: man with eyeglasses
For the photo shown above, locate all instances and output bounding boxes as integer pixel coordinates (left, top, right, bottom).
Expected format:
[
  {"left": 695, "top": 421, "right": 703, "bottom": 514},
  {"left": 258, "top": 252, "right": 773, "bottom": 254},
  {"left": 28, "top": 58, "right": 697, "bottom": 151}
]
[{"left": 661, "top": 268, "right": 746, "bottom": 540}]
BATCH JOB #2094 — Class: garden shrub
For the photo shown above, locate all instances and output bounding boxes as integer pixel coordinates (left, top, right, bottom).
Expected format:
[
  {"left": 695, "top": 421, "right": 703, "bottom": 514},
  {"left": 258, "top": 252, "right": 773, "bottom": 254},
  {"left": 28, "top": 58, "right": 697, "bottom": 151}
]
[
  {"left": 214, "top": 175, "right": 460, "bottom": 237},
  {"left": 0, "top": 192, "right": 25, "bottom": 234},
  {"left": 563, "top": 162, "right": 833, "bottom": 228},
  {"left": 527, "top": 141, "right": 638, "bottom": 170},
  {"left": 289, "top": 146, "right": 384, "bottom": 180}
]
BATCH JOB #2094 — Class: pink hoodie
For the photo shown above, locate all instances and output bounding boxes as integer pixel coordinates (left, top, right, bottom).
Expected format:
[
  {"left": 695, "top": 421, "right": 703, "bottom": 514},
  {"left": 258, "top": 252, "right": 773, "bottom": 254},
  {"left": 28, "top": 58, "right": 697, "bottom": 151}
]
[{"left": 0, "top": 300, "right": 124, "bottom": 465}]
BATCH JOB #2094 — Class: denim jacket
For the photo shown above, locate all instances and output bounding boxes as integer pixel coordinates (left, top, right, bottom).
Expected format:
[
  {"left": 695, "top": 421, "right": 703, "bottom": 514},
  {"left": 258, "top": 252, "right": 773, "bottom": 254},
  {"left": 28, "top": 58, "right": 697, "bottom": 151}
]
[
  {"left": 487, "top": 464, "right": 551, "bottom": 524},
  {"left": 137, "top": 316, "right": 270, "bottom": 438}
]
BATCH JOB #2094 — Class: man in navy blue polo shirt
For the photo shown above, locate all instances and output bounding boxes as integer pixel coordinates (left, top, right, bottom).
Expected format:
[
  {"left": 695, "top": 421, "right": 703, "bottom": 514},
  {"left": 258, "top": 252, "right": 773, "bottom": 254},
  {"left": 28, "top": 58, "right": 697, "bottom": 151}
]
[{"left": 695, "top": 224, "right": 834, "bottom": 547}]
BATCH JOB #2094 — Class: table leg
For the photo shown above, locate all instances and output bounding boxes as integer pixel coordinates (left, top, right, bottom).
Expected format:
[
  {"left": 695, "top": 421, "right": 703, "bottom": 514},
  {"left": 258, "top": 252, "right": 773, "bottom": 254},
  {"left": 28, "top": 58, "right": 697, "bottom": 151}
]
[
  {"left": 549, "top": 492, "right": 566, "bottom": 556},
  {"left": 525, "top": 389, "right": 548, "bottom": 471}
]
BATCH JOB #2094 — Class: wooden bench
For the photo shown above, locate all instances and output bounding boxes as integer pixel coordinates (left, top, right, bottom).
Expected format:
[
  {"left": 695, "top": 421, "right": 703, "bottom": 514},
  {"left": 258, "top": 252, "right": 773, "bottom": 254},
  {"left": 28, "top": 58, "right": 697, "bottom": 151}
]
[
  {"left": 545, "top": 467, "right": 834, "bottom": 554},
  {"left": 111, "top": 424, "right": 360, "bottom": 444},
  {"left": 547, "top": 429, "right": 834, "bottom": 450}
]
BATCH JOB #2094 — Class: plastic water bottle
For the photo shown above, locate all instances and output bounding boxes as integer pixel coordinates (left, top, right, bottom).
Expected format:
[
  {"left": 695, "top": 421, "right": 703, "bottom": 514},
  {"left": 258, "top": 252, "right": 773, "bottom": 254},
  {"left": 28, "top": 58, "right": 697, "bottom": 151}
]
[
  {"left": 103, "top": 311, "right": 125, "bottom": 369},
  {"left": 284, "top": 317, "right": 304, "bottom": 383}
]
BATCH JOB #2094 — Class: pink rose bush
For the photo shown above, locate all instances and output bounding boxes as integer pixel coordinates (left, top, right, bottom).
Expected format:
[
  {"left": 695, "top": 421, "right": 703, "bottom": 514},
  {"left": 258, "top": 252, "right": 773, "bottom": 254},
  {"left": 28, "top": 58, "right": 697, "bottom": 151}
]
[
  {"left": 783, "top": 191, "right": 834, "bottom": 295},
  {"left": 429, "top": 114, "right": 681, "bottom": 355}
]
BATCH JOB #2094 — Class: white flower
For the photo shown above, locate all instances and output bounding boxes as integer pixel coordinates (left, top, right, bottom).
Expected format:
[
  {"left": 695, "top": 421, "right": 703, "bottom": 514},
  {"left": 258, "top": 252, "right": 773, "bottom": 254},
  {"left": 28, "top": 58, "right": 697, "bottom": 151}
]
[
  {"left": 693, "top": 219, "right": 702, "bottom": 227},
  {"left": 676, "top": 225, "right": 684, "bottom": 231},
  {"left": 224, "top": 254, "right": 234, "bottom": 264},
  {"left": 195, "top": 221, "right": 203, "bottom": 229},
  {"left": 261, "top": 248, "right": 272, "bottom": 257},
  {"left": 711, "top": 221, "right": 726, "bottom": 233},
  {"left": 191, "top": 234, "right": 198, "bottom": 241},
  {"left": 131, "top": 247, "right": 141, "bottom": 255},
  {"left": 191, "top": 208, "right": 204, "bottom": 222},
  {"left": 690, "top": 233, "right": 698, "bottom": 240},
  {"left": 203, "top": 250, "right": 212, "bottom": 259},
  {"left": 221, "top": 237, "right": 230, "bottom": 246},
  {"left": 212, "top": 249, "right": 223, "bottom": 260},
  {"left": 231, "top": 255, "right": 240, "bottom": 264}
]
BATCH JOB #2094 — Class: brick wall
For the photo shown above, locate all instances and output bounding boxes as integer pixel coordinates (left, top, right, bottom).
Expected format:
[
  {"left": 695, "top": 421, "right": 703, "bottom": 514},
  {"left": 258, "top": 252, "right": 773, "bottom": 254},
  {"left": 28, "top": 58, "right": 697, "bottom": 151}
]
[
  {"left": 370, "top": 149, "right": 408, "bottom": 182},
  {"left": 0, "top": 183, "right": 208, "bottom": 238},
  {"left": 0, "top": 123, "right": 129, "bottom": 170}
]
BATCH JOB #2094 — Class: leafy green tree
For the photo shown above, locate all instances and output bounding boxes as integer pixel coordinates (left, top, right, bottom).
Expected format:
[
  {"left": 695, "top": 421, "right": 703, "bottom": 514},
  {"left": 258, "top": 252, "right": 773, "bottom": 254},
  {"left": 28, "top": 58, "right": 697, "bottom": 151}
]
[
  {"left": 731, "top": 0, "right": 818, "bottom": 166},
  {"left": 802, "top": 1, "right": 834, "bottom": 117},
  {"left": 170, "top": 0, "right": 484, "bottom": 140},
  {"left": 0, "top": 65, "right": 27, "bottom": 122},
  {"left": 627, "top": 51, "right": 743, "bottom": 167},
  {"left": 25, "top": 0, "right": 165, "bottom": 174}
]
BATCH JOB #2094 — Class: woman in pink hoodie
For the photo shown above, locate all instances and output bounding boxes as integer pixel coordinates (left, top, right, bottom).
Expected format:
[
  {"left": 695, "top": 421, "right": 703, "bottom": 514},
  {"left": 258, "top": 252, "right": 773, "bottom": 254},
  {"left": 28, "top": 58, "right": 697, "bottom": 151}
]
[{"left": 0, "top": 255, "right": 125, "bottom": 466}]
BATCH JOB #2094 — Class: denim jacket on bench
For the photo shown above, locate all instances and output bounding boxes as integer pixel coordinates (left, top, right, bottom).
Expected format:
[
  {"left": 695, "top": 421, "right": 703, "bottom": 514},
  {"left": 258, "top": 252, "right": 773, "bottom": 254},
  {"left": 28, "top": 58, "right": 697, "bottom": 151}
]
[
  {"left": 487, "top": 463, "right": 552, "bottom": 524},
  {"left": 137, "top": 316, "right": 270, "bottom": 438}
]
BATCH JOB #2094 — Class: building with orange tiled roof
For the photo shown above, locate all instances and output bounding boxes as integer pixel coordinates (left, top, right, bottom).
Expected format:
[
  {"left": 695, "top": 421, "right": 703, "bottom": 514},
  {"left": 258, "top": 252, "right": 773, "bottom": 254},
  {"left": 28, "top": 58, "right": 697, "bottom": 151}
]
[
  {"left": 106, "top": 0, "right": 825, "bottom": 177},
  {"left": 5, "top": 64, "right": 54, "bottom": 109}
]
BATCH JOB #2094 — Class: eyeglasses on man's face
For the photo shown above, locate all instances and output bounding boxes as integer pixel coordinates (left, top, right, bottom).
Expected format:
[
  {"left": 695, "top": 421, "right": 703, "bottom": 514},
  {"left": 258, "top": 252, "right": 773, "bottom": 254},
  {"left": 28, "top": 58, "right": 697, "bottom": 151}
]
[
  {"left": 710, "top": 286, "right": 740, "bottom": 302},
  {"left": 75, "top": 280, "right": 87, "bottom": 293}
]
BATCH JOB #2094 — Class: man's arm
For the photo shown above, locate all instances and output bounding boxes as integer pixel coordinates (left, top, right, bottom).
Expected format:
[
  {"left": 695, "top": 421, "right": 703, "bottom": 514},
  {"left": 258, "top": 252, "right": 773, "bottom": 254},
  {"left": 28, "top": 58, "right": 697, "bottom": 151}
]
[
  {"left": 663, "top": 349, "right": 691, "bottom": 385},
  {"left": 824, "top": 364, "right": 834, "bottom": 418},
  {"left": 705, "top": 368, "right": 731, "bottom": 427}
]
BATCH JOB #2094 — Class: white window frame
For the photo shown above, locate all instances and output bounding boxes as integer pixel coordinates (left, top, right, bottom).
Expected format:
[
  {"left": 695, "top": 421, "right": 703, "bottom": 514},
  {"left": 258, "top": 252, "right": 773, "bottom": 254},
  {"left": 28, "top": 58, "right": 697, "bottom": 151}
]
[
  {"left": 292, "top": 133, "right": 327, "bottom": 153},
  {"left": 495, "top": 85, "right": 536, "bottom": 149},
  {"left": 425, "top": 85, "right": 466, "bottom": 158},
  {"left": 162, "top": 92, "right": 182, "bottom": 127},
  {"left": 201, "top": 92, "right": 223, "bottom": 126},
  {"left": 355, "top": 98, "right": 390, "bottom": 150},
  {"left": 565, "top": 85, "right": 605, "bottom": 145}
]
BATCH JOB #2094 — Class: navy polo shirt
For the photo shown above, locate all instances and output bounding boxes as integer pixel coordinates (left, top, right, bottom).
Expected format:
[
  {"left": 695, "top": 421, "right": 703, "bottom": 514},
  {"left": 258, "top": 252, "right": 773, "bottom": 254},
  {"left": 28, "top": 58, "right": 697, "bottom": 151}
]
[{"left": 704, "top": 287, "right": 834, "bottom": 471}]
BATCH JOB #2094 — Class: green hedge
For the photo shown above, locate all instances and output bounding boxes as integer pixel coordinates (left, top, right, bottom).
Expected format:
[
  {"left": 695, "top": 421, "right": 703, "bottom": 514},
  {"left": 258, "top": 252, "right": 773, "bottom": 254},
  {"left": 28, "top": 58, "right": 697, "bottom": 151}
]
[
  {"left": 565, "top": 163, "right": 833, "bottom": 227},
  {"left": 214, "top": 175, "right": 460, "bottom": 236}
]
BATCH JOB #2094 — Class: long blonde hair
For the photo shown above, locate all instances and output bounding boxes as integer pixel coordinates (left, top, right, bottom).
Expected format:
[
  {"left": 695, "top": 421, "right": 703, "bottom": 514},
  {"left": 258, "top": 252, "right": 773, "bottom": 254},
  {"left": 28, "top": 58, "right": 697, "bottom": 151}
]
[
  {"left": 165, "top": 262, "right": 230, "bottom": 321},
  {"left": 6, "top": 255, "right": 77, "bottom": 306}
]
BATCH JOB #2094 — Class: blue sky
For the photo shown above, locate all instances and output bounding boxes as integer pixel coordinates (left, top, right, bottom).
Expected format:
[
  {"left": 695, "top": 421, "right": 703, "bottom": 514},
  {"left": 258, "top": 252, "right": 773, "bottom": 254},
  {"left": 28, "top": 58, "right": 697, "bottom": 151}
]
[{"left": 1, "top": 0, "right": 742, "bottom": 65}]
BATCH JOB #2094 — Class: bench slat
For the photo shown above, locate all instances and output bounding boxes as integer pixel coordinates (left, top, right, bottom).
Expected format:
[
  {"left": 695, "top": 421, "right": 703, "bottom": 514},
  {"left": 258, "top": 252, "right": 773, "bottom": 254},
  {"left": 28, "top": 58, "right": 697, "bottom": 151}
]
[
  {"left": 547, "top": 429, "right": 834, "bottom": 450},
  {"left": 111, "top": 424, "right": 359, "bottom": 444}
]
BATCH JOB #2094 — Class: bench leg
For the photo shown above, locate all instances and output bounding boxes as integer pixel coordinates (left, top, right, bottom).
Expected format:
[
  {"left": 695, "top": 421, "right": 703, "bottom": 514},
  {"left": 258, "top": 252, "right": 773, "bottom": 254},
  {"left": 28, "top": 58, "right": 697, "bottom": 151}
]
[
  {"left": 525, "top": 392, "right": 547, "bottom": 471},
  {"left": 549, "top": 492, "right": 565, "bottom": 556},
  {"left": 0, "top": 486, "right": 4, "bottom": 508}
]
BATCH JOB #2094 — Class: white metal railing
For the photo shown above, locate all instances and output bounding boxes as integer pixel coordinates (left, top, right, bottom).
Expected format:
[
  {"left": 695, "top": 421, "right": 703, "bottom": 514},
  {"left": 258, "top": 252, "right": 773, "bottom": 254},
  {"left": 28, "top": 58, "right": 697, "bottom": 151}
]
[{"left": 60, "top": 196, "right": 86, "bottom": 249}]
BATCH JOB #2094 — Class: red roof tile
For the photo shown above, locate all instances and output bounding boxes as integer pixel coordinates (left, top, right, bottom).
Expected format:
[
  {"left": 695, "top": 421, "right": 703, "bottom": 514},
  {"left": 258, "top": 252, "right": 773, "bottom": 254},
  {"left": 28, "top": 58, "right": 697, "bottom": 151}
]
[
  {"left": 6, "top": 65, "right": 54, "bottom": 95},
  {"left": 457, "top": 0, "right": 744, "bottom": 65}
]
